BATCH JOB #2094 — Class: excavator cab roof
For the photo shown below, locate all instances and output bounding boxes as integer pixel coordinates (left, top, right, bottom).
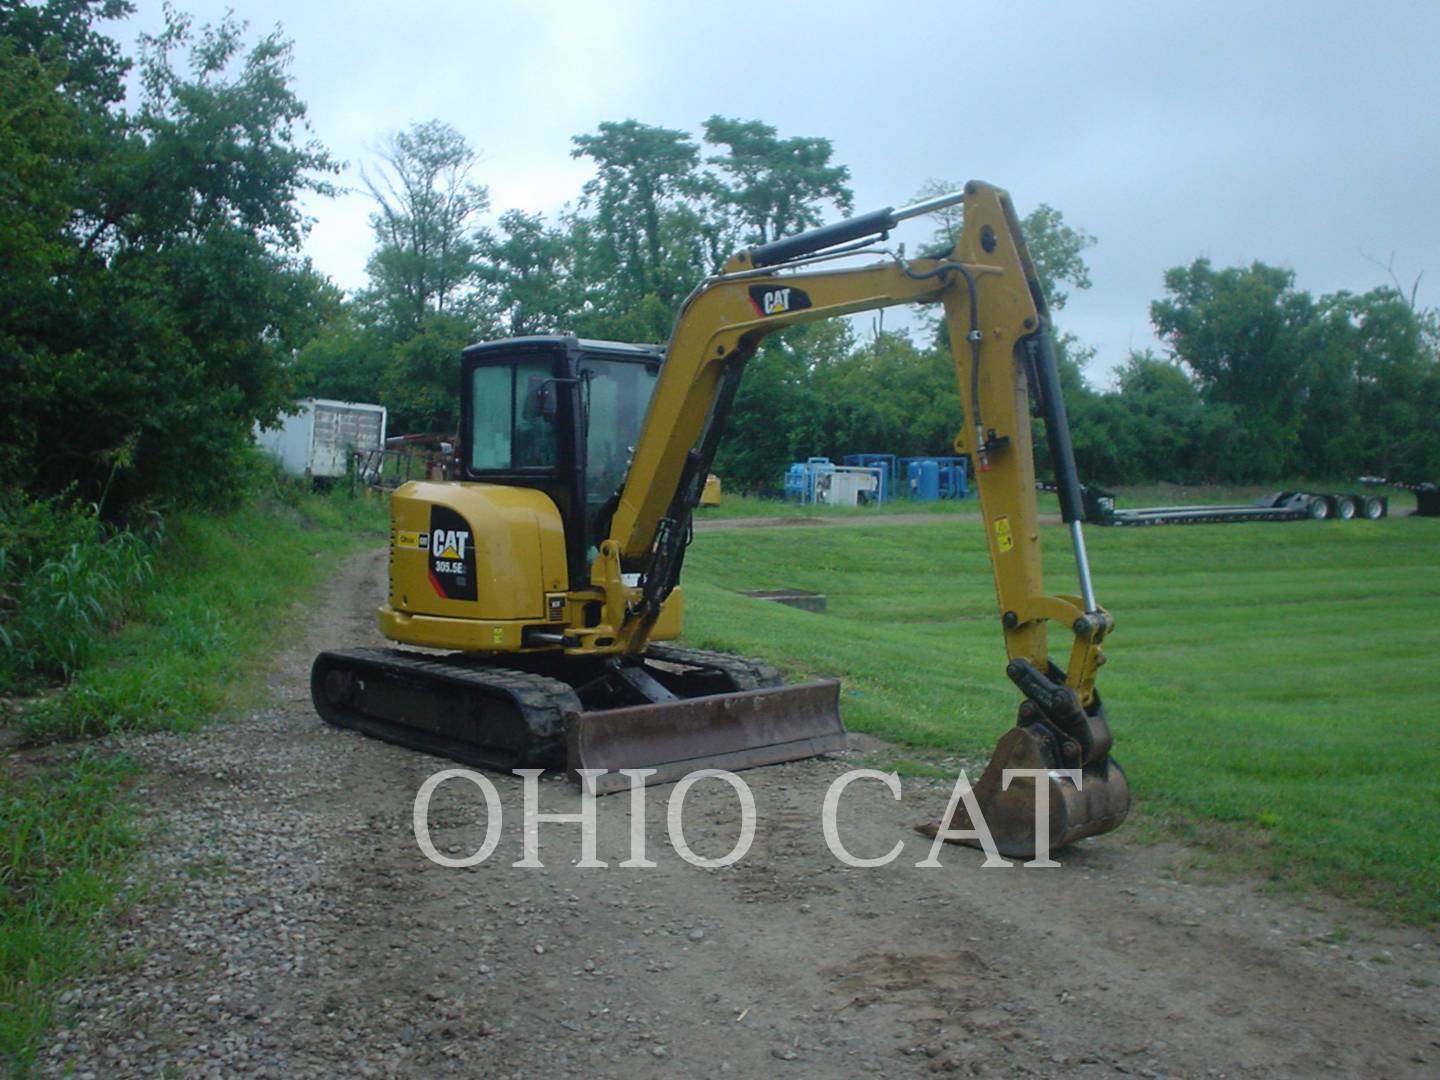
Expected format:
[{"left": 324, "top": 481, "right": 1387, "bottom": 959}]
[{"left": 461, "top": 335, "right": 664, "bottom": 363}]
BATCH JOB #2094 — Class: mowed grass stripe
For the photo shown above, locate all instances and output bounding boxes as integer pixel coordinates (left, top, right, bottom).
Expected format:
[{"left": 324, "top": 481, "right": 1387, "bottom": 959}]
[{"left": 680, "top": 516, "right": 1440, "bottom": 922}]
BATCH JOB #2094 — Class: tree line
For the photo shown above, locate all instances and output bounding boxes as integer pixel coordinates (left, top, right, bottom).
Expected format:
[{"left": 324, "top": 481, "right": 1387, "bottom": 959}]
[
  {"left": 297, "top": 111, "right": 1440, "bottom": 493},
  {"left": 4, "top": 1, "right": 1438, "bottom": 523}
]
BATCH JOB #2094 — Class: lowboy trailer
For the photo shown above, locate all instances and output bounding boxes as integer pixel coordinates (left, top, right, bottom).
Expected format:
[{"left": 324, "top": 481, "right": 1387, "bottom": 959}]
[{"left": 1072, "top": 487, "right": 1388, "bottom": 527}]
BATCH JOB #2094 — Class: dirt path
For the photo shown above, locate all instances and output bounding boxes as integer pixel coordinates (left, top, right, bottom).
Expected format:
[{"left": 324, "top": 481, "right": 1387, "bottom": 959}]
[{"left": 40, "top": 549, "right": 1438, "bottom": 1078}]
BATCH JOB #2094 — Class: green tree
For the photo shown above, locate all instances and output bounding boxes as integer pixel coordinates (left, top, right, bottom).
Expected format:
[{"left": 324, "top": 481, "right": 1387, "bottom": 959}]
[
  {"left": 474, "top": 209, "right": 580, "bottom": 337},
  {"left": 1313, "top": 287, "right": 1440, "bottom": 479},
  {"left": 378, "top": 312, "right": 473, "bottom": 433},
  {"left": 569, "top": 119, "right": 704, "bottom": 330},
  {"left": 0, "top": 0, "right": 133, "bottom": 103},
  {"left": 1151, "top": 260, "right": 1315, "bottom": 481},
  {"left": 362, "top": 120, "right": 489, "bottom": 331},
  {"left": 712, "top": 322, "right": 853, "bottom": 491},
  {"left": 698, "top": 115, "right": 852, "bottom": 262},
  {"left": 1015, "top": 203, "right": 1096, "bottom": 312},
  {"left": 813, "top": 331, "right": 961, "bottom": 460},
  {"left": 291, "top": 301, "right": 389, "bottom": 405},
  {"left": 0, "top": 3, "right": 338, "bottom": 512},
  {"left": 1010, "top": 202, "right": 1099, "bottom": 395}
]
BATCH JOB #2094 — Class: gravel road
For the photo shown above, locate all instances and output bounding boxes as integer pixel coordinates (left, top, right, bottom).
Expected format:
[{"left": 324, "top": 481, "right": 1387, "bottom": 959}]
[{"left": 39, "top": 548, "right": 1438, "bottom": 1078}]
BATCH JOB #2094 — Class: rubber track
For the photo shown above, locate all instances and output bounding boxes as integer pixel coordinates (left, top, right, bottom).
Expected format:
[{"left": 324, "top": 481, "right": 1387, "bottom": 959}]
[
  {"left": 643, "top": 643, "right": 784, "bottom": 691},
  {"left": 312, "top": 647, "right": 581, "bottom": 769}
]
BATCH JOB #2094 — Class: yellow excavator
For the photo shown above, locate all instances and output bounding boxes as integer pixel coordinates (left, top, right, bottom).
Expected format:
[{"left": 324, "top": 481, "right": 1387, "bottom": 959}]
[{"left": 311, "top": 181, "right": 1128, "bottom": 855}]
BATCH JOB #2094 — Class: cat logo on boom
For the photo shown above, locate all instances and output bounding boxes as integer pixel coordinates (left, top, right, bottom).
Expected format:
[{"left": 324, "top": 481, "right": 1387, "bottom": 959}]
[{"left": 748, "top": 284, "right": 812, "bottom": 318}]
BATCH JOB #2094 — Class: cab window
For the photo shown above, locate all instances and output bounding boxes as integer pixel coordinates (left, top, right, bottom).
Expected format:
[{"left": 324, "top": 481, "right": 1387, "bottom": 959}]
[
  {"left": 468, "top": 358, "right": 559, "bottom": 471},
  {"left": 578, "top": 357, "right": 659, "bottom": 516}
]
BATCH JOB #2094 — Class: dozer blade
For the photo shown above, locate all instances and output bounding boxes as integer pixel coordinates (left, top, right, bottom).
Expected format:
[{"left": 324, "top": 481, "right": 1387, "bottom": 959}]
[
  {"left": 924, "top": 723, "right": 1130, "bottom": 859},
  {"left": 567, "top": 679, "right": 847, "bottom": 795}
]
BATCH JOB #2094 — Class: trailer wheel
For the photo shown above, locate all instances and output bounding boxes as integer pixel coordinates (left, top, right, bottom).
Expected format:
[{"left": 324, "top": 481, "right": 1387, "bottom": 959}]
[
  {"left": 1306, "top": 495, "right": 1330, "bottom": 520},
  {"left": 1333, "top": 495, "right": 1358, "bottom": 520},
  {"left": 1362, "top": 496, "right": 1385, "bottom": 520}
]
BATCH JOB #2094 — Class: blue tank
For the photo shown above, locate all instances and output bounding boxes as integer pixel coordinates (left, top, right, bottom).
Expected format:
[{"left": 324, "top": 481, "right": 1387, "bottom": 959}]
[
  {"left": 784, "top": 463, "right": 809, "bottom": 502},
  {"left": 907, "top": 459, "right": 940, "bottom": 501}
]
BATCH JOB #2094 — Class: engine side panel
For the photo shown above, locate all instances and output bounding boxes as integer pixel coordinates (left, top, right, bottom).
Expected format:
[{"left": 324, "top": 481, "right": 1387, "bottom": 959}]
[{"left": 387, "top": 481, "right": 568, "bottom": 623}]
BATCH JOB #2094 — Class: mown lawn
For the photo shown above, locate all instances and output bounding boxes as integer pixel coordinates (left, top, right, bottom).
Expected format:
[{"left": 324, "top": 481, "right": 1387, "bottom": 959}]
[
  {"left": 693, "top": 490, "right": 993, "bottom": 520},
  {"left": 678, "top": 514, "right": 1440, "bottom": 923}
]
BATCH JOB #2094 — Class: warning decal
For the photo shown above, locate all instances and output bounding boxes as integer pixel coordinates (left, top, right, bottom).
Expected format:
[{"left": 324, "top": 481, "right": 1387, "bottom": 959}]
[{"left": 994, "top": 516, "right": 1015, "bottom": 553}]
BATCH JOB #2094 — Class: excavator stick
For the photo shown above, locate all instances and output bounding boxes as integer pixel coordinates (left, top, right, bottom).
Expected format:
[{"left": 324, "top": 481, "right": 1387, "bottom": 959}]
[{"left": 567, "top": 679, "right": 846, "bottom": 795}]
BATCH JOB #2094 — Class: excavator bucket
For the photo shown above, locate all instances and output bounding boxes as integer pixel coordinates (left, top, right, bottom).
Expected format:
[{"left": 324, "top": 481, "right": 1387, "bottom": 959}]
[
  {"left": 567, "top": 679, "right": 847, "bottom": 795},
  {"left": 925, "top": 722, "right": 1129, "bottom": 858},
  {"left": 922, "top": 660, "right": 1129, "bottom": 858}
]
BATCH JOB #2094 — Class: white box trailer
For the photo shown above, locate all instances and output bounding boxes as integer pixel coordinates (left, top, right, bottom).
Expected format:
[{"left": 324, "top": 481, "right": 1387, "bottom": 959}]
[{"left": 254, "top": 399, "right": 387, "bottom": 480}]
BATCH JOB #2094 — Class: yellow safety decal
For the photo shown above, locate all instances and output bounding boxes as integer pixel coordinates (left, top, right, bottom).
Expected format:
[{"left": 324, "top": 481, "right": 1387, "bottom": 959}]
[
  {"left": 396, "top": 530, "right": 421, "bottom": 550},
  {"left": 994, "top": 516, "right": 1014, "bottom": 553},
  {"left": 492, "top": 627, "right": 504, "bottom": 644}
]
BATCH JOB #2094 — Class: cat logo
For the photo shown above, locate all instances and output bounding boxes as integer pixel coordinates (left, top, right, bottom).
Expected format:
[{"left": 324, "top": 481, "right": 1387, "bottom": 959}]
[
  {"left": 431, "top": 529, "right": 469, "bottom": 560},
  {"left": 763, "top": 287, "right": 793, "bottom": 314},
  {"left": 427, "top": 506, "right": 477, "bottom": 601},
  {"left": 748, "top": 284, "right": 812, "bottom": 318}
]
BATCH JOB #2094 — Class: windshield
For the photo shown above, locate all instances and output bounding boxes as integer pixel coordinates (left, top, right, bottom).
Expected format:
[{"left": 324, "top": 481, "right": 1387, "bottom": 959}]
[
  {"left": 580, "top": 357, "right": 659, "bottom": 519},
  {"left": 468, "top": 358, "right": 558, "bottom": 472}
]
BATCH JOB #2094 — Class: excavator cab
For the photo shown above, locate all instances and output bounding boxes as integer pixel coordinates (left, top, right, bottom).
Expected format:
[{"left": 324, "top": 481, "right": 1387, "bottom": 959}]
[{"left": 459, "top": 336, "right": 664, "bottom": 588}]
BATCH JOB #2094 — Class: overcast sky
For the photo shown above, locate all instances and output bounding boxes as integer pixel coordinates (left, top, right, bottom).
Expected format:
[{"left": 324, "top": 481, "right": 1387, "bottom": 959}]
[{"left": 123, "top": 0, "right": 1440, "bottom": 384}]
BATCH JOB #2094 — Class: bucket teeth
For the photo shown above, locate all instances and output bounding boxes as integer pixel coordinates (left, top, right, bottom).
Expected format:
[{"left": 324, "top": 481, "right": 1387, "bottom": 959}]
[{"left": 566, "top": 680, "right": 848, "bottom": 795}]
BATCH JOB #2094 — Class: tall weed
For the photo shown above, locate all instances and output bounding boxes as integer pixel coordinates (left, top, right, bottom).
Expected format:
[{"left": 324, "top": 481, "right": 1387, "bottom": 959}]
[{"left": 0, "top": 495, "right": 160, "bottom": 691}]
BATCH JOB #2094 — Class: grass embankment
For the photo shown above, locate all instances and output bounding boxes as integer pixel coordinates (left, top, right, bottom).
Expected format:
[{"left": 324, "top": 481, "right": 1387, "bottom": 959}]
[
  {"left": 0, "top": 487, "right": 386, "bottom": 1072},
  {"left": 698, "top": 483, "right": 1417, "bottom": 521},
  {"left": 679, "top": 514, "right": 1440, "bottom": 923},
  {"left": 695, "top": 492, "right": 996, "bottom": 520}
]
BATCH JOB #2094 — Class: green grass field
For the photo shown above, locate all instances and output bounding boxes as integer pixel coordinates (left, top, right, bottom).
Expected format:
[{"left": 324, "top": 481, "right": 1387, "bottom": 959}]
[
  {"left": 695, "top": 491, "right": 995, "bottom": 520},
  {"left": 678, "top": 513, "right": 1440, "bottom": 923}
]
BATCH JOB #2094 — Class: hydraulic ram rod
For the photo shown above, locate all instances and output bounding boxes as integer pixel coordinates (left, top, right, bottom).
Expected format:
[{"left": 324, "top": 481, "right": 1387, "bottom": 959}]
[
  {"left": 746, "top": 191, "right": 968, "bottom": 268},
  {"left": 1026, "top": 329, "right": 1099, "bottom": 614}
]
